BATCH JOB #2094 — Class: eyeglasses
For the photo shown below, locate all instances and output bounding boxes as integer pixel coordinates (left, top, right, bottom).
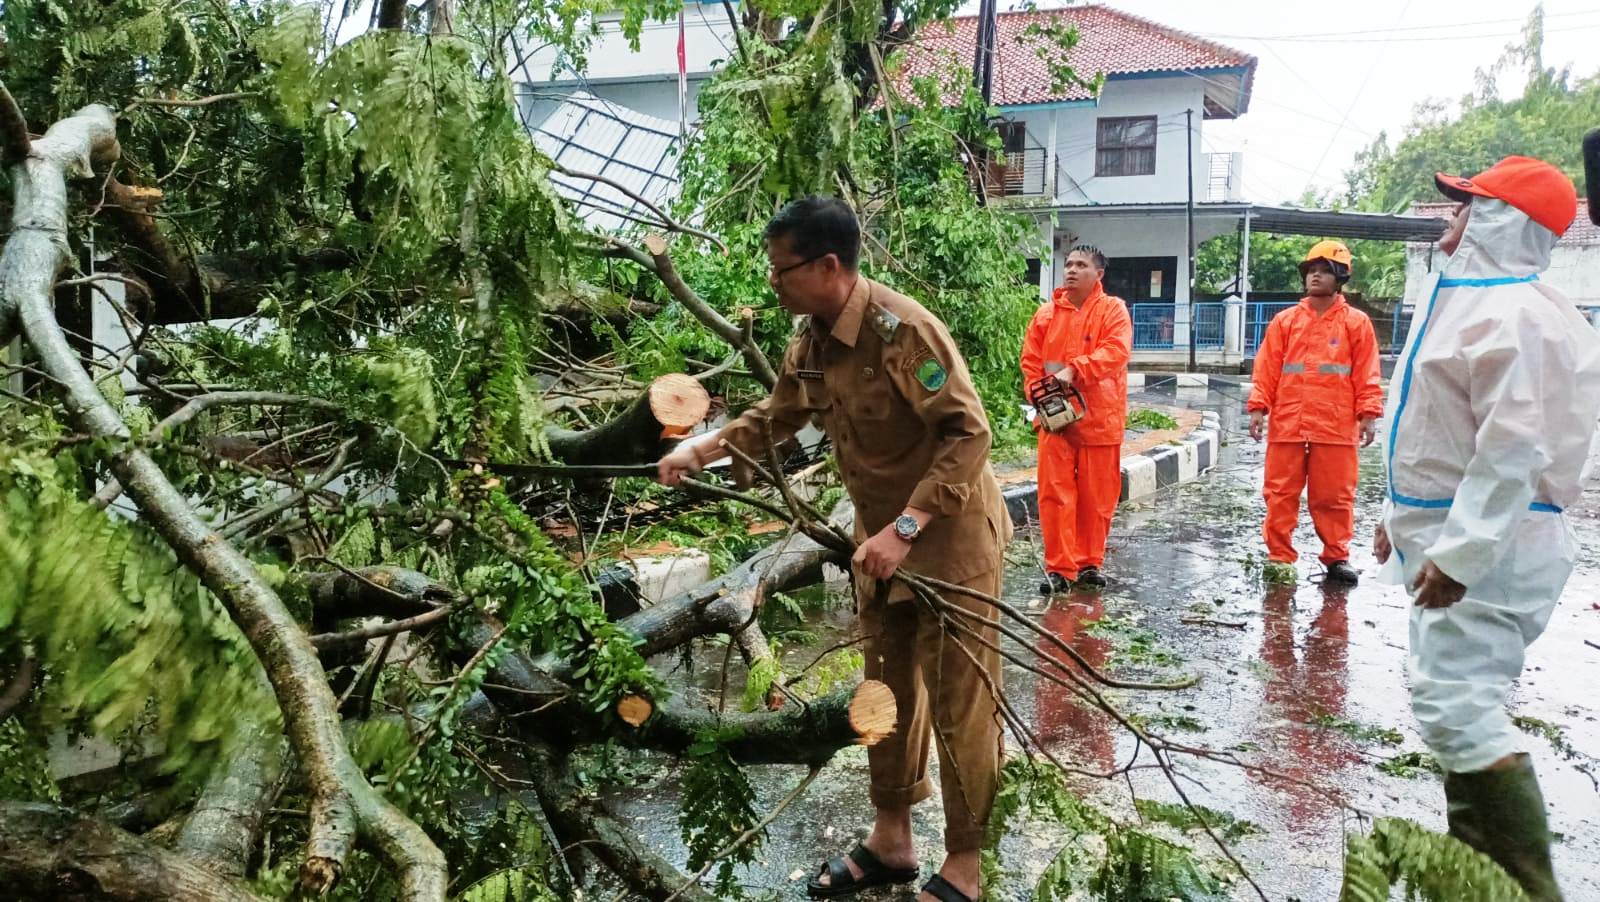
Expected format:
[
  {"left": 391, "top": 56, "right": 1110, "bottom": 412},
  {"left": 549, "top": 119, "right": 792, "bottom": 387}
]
[{"left": 770, "top": 254, "right": 824, "bottom": 280}]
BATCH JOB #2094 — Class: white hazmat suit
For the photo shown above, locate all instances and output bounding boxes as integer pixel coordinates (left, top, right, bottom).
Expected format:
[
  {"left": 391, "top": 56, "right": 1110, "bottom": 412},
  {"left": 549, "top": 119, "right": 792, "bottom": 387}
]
[{"left": 1380, "top": 197, "right": 1600, "bottom": 773}]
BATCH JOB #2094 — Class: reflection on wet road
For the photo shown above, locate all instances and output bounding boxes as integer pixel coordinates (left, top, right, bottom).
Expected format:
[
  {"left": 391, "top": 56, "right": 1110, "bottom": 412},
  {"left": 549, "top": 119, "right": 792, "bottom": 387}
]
[{"left": 607, "top": 385, "right": 1600, "bottom": 900}]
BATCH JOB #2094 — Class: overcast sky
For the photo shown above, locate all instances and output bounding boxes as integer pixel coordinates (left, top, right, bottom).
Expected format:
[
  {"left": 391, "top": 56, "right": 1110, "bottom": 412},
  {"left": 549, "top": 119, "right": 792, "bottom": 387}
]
[
  {"left": 1022, "top": 0, "right": 1600, "bottom": 204},
  {"left": 330, "top": 0, "right": 1599, "bottom": 206}
]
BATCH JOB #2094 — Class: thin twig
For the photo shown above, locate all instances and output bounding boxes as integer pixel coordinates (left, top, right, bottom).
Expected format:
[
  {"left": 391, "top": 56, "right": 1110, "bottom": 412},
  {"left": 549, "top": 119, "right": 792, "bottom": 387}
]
[
  {"left": 125, "top": 92, "right": 258, "bottom": 111},
  {"left": 312, "top": 606, "right": 456, "bottom": 652}
]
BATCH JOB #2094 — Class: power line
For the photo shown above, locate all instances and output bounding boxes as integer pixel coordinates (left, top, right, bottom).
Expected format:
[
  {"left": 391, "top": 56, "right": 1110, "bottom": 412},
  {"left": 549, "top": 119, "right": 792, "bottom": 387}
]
[
  {"left": 1304, "top": 0, "right": 1416, "bottom": 188},
  {"left": 1199, "top": 8, "right": 1600, "bottom": 41},
  {"left": 1205, "top": 21, "right": 1600, "bottom": 45}
]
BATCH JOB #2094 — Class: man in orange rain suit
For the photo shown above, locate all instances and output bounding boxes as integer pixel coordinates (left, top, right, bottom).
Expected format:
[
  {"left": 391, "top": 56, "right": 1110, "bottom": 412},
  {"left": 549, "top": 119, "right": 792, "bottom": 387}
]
[
  {"left": 1247, "top": 240, "right": 1383, "bottom": 586},
  {"left": 1021, "top": 245, "right": 1132, "bottom": 592}
]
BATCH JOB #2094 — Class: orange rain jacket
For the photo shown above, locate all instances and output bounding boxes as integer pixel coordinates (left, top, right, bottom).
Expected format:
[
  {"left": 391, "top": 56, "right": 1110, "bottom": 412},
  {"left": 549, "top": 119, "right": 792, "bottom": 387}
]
[
  {"left": 1020, "top": 283, "right": 1133, "bottom": 445},
  {"left": 1248, "top": 295, "right": 1384, "bottom": 445}
]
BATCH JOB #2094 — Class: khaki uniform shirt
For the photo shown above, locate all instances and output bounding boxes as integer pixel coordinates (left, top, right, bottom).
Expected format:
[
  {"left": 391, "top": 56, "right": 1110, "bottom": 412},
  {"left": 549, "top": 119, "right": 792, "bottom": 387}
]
[{"left": 721, "top": 278, "right": 1011, "bottom": 601}]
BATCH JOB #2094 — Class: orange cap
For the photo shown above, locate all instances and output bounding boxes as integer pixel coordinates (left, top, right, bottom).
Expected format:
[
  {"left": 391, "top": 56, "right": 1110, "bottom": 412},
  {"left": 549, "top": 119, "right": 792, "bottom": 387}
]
[{"left": 1434, "top": 156, "right": 1578, "bottom": 236}]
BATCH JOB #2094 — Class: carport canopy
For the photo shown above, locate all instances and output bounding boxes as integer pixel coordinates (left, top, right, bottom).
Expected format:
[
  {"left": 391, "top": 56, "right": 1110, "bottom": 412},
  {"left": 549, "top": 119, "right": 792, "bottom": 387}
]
[{"left": 1243, "top": 204, "right": 1449, "bottom": 242}]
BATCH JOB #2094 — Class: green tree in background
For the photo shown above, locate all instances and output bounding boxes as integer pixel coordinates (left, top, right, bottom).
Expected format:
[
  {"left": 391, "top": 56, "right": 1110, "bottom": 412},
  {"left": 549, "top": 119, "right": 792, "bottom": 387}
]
[{"left": 1345, "top": 6, "right": 1597, "bottom": 213}]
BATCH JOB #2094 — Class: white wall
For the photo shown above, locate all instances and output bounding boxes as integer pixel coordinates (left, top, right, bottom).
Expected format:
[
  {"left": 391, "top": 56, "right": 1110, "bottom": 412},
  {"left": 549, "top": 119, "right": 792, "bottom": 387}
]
[
  {"left": 1042, "top": 210, "right": 1238, "bottom": 303},
  {"left": 1031, "top": 76, "right": 1208, "bottom": 207},
  {"left": 1404, "top": 242, "right": 1600, "bottom": 308},
  {"left": 517, "top": 3, "right": 737, "bottom": 93}
]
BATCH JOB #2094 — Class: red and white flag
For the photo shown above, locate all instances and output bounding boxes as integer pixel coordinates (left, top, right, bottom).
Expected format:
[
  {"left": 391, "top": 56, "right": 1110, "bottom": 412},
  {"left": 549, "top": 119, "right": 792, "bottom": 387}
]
[{"left": 676, "top": 6, "right": 688, "bottom": 140}]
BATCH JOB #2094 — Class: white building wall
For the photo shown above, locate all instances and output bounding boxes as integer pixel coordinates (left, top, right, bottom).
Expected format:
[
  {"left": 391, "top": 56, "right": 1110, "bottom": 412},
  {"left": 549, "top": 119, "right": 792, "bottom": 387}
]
[
  {"left": 1043, "top": 211, "right": 1237, "bottom": 302},
  {"left": 1404, "top": 242, "right": 1600, "bottom": 308},
  {"left": 517, "top": 2, "right": 736, "bottom": 124},
  {"left": 1045, "top": 77, "right": 1207, "bottom": 207}
]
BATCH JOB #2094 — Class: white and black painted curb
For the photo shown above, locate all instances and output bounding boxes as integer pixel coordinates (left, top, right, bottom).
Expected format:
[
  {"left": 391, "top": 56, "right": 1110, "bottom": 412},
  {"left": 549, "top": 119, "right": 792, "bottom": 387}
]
[{"left": 1001, "top": 410, "right": 1221, "bottom": 527}]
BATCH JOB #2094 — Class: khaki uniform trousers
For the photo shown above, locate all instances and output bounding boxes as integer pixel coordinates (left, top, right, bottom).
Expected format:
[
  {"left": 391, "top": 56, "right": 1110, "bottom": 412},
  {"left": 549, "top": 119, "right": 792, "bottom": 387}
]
[{"left": 858, "top": 567, "right": 1004, "bottom": 853}]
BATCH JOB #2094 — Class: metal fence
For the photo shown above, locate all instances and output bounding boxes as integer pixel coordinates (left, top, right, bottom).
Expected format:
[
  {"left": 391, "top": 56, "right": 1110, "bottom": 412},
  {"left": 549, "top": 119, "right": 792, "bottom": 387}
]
[
  {"left": 1131, "top": 304, "right": 1176, "bottom": 350},
  {"left": 1245, "top": 302, "right": 1297, "bottom": 353},
  {"left": 1193, "top": 303, "right": 1225, "bottom": 350},
  {"left": 1130, "top": 303, "right": 1225, "bottom": 350}
]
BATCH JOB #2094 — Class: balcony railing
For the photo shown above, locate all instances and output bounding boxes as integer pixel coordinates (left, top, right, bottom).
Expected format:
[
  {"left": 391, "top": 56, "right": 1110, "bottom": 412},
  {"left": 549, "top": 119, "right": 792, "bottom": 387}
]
[
  {"left": 979, "top": 147, "right": 1051, "bottom": 199},
  {"left": 1204, "top": 151, "right": 1242, "bottom": 203}
]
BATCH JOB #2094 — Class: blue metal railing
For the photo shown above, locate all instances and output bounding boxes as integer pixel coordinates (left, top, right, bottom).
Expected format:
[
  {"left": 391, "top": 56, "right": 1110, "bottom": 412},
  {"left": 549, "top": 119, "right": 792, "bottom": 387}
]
[
  {"left": 1192, "top": 302, "right": 1225, "bottom": 350},
  {"left": 1389, "top": 306, "right": 1414, "bottom": 352},
  {"left": 1131, "top": 304, "right": 1176, "bottom": 350},
  {"left": 1130, "top": 303, "right": 1226, "bottom": 351},
  {"left": 1245, "top": 302, "right": 1297, "bottom": 353}
]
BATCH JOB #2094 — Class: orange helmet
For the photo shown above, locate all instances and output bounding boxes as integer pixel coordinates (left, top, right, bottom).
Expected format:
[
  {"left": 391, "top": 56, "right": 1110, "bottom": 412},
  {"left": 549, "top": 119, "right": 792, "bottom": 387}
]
[{"left": 1299, "top": 239, "right": 1353, "bottom": 282}]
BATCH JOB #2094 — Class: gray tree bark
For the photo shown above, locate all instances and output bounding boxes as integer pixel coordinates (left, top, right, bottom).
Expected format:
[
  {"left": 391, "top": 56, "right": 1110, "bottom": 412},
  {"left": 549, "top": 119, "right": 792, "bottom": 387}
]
[{"left": 0, "top": 94, "right": 444, "bottom": 899}]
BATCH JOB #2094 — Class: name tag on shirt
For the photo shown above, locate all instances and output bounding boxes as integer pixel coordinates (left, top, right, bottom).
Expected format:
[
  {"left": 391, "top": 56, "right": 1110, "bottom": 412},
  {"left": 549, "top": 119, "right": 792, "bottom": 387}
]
[{"left": 798, "top": 369, "right": 824, "bottom": 381}]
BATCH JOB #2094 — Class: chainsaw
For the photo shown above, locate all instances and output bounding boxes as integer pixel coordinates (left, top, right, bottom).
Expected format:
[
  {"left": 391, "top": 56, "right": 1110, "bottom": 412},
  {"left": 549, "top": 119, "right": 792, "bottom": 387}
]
[{"left": 1029, "top": 372, "right": 1089, "bottom": 433}]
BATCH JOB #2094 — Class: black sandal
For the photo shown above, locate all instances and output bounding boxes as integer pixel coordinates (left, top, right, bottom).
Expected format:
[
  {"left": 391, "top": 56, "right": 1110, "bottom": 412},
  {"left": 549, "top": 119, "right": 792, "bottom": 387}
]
[
  {"left": 805, "top": 842, "right": 919, "bottom": 898},
  {"left": 920, "top": 873, "right": 978, "bottom": 902}
]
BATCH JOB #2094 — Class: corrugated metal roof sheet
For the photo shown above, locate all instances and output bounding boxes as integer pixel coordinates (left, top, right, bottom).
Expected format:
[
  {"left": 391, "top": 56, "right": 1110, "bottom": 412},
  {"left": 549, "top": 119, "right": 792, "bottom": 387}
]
[{"left": 527, "top": 92, "right": 685, "bottom": 232}]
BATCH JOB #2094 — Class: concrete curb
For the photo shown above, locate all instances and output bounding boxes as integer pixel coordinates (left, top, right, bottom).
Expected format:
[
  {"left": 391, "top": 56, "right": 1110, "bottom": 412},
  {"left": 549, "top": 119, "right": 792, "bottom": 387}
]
[{"left": 1001, "top": 410, "right": 1220, "bottom": 527}]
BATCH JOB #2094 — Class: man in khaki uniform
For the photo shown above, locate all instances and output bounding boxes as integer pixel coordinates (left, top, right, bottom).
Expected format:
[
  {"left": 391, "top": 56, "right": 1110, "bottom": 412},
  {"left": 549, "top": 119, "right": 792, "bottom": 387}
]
[{"left": 657, "top": 196, "right": 1008, "bottom": 902}]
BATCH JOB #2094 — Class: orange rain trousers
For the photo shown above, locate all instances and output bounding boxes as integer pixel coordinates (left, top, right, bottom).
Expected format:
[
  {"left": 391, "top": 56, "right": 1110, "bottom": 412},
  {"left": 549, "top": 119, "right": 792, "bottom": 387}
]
[
  {"left": 1263, "top": 441, "right": 1358, "bottom": 565},
  {"left": 1037, "top": 436, "right": 1121, "bottom": 577}
]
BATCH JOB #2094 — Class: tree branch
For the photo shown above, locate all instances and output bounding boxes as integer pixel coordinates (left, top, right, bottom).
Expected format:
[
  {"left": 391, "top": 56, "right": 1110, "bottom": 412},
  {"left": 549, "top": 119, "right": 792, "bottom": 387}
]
[
  {"left": 377, "top": 0, "right": 409, "bottom": 30},
  {"left": 0, "top": 80, "right": 30, "bottom": 167},
  {"left": 603, "top": 236, "right": 778, "bottom": 390},
  {"left": 175, "top": 727, "right": 289, "bottom": 879},
  {"left": 522, "top": 740, "right": 717, "bottom": 902},
  {"left": 544, "top": 373, "right": 710, "bottom": 465},
  {"left": 0, "top": 802, "right": 266, "bottom": 901},
  {"left": 3, "top": 101, "right": 444, "bottom": 898},
  {"left": 0, "top": 654, "right": 36, "bottom": 720}
]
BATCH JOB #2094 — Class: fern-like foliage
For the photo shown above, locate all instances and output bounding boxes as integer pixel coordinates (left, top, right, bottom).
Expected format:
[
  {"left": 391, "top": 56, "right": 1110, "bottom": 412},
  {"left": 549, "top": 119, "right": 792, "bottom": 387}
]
[
  {"left": 679, "top": 727, "right": 762, "bottom": 898},
  {"left": 1340, "top": 817, "right": 1530, "bottom": 902},
  {"left": 983, "top": 757, "right": 1232, "bottom": 902},
  {"left": 0, "top": 428, "right": 277, "bottom": 790},
  {"left": 1089, "top": 829, "right": 1227, "bottom": 902}
]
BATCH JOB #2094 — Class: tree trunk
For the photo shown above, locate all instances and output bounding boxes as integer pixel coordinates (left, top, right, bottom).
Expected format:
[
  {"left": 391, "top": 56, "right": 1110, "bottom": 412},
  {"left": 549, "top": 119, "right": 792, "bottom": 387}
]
[
  {"left": 619, "top": 679, "right": 896, "bottom": 766},
  {"left": 0, "top": 802, "right": 266, "bottom": 902},
  {"left": 545, "top": 373, "right": 710, "bottom": 464},
  {"left": 521, "top": 741, "right": 718, "bottom": 902},
  {"left": 174, "top": 727, "right": 289, "bottom": 879},
  {"left": 2, "top": 99, "right": 444, "bottom": 899},
  {"left": 536, "top": 501, "right": 854, "bottom": 681}
]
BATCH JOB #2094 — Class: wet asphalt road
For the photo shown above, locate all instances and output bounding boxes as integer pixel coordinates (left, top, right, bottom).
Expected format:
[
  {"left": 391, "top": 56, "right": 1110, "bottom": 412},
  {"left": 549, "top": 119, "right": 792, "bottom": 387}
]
[{"left": 604, "top": 384, "right": 1600, "bottom": 901}]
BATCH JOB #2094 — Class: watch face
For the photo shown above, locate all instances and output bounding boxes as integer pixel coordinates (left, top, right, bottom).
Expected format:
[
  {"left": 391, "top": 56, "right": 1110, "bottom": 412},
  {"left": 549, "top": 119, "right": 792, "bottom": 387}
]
[{"left": 895, "top": 515, "right": 918, "bottom": 538}]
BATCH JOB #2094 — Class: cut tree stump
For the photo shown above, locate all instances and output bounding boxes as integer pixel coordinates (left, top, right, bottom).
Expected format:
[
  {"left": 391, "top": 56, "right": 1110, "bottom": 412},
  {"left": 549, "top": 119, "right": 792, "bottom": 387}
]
[
  {"left": 623, "top": 679, "right": 897, "bottom": 766},
  {"left": 847, "top": 679, "right": 897, "bottom": 746},
  {"left": 616, "top": 694, "right": 653, "bottom": 727},
  {"left": 647, "top": 372, "right": 707, "bottom": 438},
  {"left": 546, "top": 373, "right": 711, "bottom": 464}
]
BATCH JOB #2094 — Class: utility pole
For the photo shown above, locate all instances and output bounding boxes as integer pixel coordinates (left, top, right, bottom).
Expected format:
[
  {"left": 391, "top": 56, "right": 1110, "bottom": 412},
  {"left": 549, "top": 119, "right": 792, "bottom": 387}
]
[
  {"left": 1186, "top": 107, "right": 1197, "bottom": 371},
  {"left": 969, "top": 0, "right": 999, "bottom": 206},
  {"left": 972, "top": 0, "right": 997, "bottom": 101}
]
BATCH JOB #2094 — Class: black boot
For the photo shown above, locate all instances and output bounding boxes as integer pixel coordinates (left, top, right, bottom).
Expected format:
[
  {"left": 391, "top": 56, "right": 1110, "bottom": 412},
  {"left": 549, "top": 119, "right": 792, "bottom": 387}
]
[
  {"left": 1038, "top": 572, "right": 1072, "bottom": 595},
  {"left": 1444, "top": 753, "right": 1566, "bottom": 901},
  {"left": 1325, "top": 560, "right": 1360, "bottom": 585},
  {"left": 1075, "top": 566, "right": 1107, "bottom": 589}
]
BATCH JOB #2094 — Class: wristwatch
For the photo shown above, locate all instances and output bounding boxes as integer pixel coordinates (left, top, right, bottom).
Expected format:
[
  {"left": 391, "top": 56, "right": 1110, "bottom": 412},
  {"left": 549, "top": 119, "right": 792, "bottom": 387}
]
[{"left": 893, "top": 514, "right": 921, "bottom": 543}]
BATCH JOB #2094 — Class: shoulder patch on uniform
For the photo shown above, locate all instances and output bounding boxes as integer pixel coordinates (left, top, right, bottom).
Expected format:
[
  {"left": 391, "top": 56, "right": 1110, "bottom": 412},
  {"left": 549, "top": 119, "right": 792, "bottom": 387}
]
[
  {"left": 867, "top": 304, "right": 901, "bottom": 343},
  {"left": 914, "top": 357, "right": 947, "bottom": 392}
]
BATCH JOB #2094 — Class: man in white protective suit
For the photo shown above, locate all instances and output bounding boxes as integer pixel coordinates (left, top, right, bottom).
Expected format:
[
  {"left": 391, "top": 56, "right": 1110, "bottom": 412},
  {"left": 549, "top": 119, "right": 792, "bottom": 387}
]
[{"left": 1375, "top": 155, "right": 1599, "bottom": 902}]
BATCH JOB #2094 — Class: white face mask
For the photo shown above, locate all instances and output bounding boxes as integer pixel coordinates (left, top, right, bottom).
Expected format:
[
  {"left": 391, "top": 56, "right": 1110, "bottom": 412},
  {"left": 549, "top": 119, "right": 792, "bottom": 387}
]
[{"left": 1445, "top": 197, "right": 1560, "bottom": 279}]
